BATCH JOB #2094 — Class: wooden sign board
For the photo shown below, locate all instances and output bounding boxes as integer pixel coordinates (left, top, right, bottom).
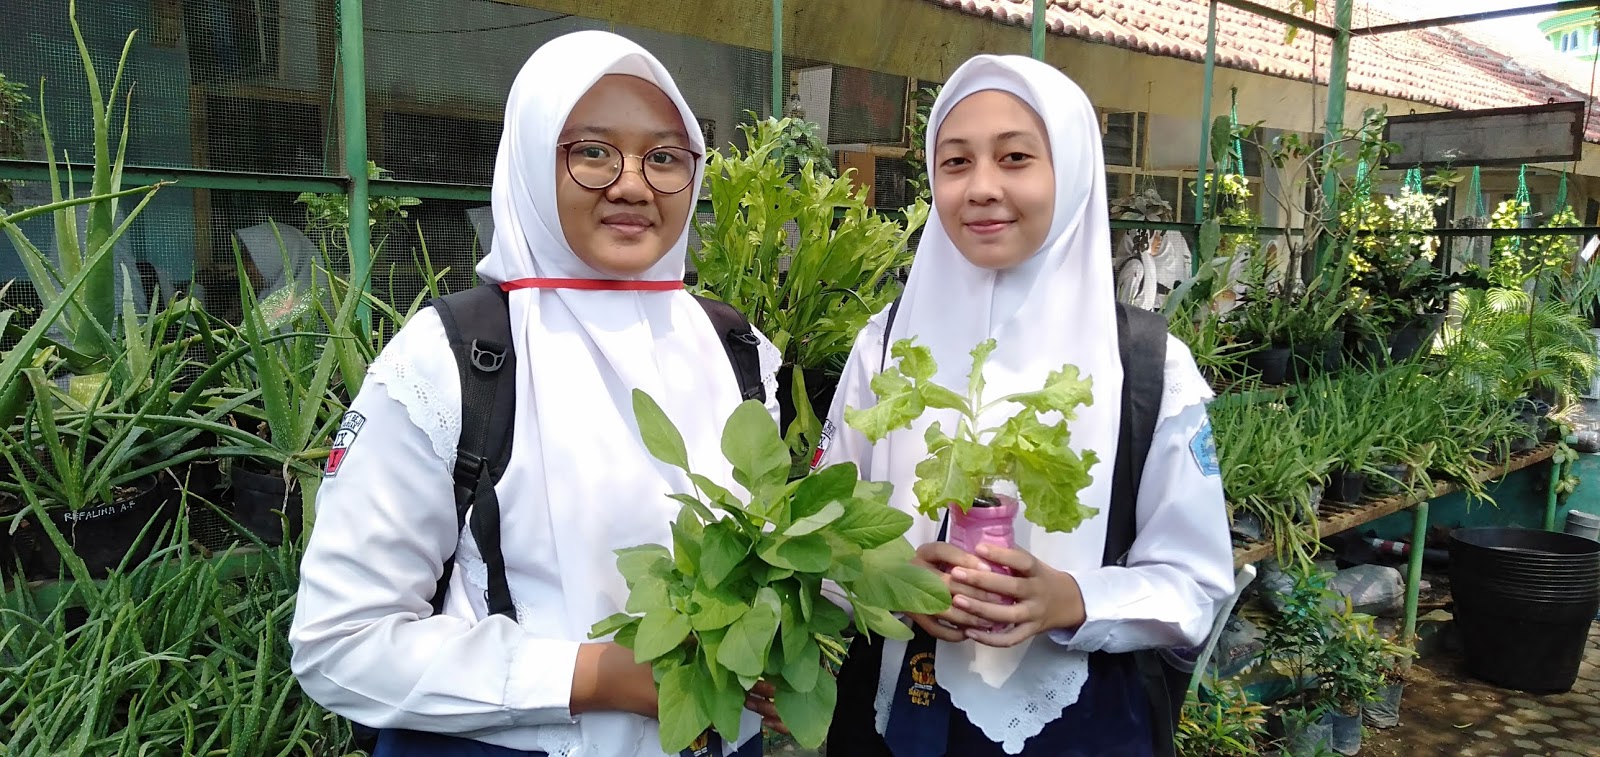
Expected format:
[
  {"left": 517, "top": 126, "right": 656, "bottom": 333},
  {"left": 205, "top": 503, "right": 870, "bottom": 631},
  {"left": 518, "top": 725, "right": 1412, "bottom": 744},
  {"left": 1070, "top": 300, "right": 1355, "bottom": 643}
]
[{"left": 1382, "top": 101, "right": 1586, "bottom": 168}]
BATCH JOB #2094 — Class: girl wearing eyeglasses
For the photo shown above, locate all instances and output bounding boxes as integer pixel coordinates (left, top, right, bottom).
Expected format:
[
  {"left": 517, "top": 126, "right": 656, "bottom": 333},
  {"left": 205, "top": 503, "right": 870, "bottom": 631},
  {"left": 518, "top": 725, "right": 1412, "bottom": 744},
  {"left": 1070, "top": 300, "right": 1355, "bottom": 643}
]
[{"left": 290, "top": 31, "right": 782, "bottom": 757}]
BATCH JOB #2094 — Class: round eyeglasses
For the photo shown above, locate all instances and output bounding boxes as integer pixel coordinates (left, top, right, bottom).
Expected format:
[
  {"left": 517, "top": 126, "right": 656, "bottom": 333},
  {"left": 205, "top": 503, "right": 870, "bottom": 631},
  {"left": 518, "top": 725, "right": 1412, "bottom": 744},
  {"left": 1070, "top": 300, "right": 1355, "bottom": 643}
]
[{"left": 558, "top": 140, "right": 700, "bottom": 195}]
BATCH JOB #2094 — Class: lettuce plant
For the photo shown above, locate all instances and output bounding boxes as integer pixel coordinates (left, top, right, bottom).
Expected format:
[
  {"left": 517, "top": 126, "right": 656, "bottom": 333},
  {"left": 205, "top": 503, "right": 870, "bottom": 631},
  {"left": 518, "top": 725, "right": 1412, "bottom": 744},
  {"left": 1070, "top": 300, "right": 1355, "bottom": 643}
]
[{"left": 844, "top": 338, "right": 1100, "bottom": 533}]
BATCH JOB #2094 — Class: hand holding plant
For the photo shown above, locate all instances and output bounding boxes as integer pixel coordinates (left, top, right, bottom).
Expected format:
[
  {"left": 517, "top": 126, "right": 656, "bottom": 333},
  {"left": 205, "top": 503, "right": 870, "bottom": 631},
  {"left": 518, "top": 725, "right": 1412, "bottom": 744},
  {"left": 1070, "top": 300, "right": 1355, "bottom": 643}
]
[
  {"left": 844, "top": 338, "right": 1100, "bottom": 534},
  {"left": 591, "top": 391, "right": 951, "bottom": 752}
]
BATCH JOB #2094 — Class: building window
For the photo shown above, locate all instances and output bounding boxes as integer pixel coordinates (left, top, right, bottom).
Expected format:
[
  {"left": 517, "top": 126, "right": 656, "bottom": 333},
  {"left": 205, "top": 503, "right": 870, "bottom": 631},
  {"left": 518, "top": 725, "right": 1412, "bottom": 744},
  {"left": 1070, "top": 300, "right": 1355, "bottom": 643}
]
[
  {"left": 1101, "top": 111, "right": 1147, "bottom": 168},
  {"left": 1591, "top": 28, "right": 1598, "bottom": 47}
]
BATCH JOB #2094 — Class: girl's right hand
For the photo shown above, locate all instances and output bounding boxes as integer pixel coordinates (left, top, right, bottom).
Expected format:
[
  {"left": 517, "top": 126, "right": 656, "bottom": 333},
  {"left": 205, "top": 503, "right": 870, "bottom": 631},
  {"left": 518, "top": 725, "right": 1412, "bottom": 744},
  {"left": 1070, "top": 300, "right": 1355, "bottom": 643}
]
[
  {"left": 572, "top": 642, "right": 659, "bottom": 718},
  {"left": 908, "top": 542, "right": 1002, "bottom": 641}
]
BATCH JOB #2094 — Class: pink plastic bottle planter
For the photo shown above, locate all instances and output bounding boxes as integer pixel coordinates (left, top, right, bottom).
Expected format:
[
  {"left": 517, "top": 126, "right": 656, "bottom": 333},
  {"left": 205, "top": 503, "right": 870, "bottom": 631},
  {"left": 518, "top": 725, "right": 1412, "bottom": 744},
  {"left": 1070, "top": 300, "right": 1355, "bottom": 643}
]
[{"left": 946, "top": 488, "right": 1019, "bottom": 632}]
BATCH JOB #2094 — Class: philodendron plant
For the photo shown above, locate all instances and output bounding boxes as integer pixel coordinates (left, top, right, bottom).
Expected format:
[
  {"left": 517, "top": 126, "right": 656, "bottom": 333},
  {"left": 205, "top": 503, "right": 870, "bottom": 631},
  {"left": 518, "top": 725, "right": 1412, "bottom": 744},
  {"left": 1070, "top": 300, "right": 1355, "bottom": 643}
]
[
  {"left": 591, "top": 391, "right": 951, "bottom": 752},
  {"left": 844, "top": 338, "right": 1100, "bottom": 532}
]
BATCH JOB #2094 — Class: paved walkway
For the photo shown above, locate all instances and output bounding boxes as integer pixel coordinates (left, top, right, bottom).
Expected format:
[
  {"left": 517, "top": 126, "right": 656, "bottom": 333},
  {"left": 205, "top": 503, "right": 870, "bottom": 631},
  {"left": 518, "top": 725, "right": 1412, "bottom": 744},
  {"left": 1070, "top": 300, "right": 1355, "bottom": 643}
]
[{"left": 1367, "top": 624, "right": 1600, "bottom": 757}]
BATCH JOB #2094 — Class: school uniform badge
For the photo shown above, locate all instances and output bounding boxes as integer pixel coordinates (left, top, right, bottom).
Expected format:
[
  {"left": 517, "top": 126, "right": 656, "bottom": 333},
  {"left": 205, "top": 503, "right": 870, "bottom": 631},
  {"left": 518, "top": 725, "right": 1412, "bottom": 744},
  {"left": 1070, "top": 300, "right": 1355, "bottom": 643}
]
[
  {"left": 811, "top": 418, "right": 836, "bottom": 470},
  {"left": 1190, "top": 419, "right": 1221, "bottom": 478},
  {"left": 323, "top": 411, "right": 366, "bottom": 477}
]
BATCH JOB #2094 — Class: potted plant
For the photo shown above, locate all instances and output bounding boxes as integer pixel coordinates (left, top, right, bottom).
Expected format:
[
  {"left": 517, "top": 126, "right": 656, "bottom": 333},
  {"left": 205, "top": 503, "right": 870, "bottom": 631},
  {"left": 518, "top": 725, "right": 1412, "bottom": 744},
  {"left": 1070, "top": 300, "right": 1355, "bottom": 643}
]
[
  {"left": 691, "top": 117, "right": 928, "bottom": 462},
  {"left": 1296, "top": 373, "right": 1378, "bottom": 505},
  {"left": 593, "top": 392, "right": 951, "bottom": 752},
  {"left": 1263, "top": 567, "right": 1338, "bottom": 755},
  {"left": 1209, "top": 397, "right": 1328, "bottom": 566},
  {"left": 1176, "top": 679, "right": 1270, "bottom": 757},
  {"left": 1227, "top": 244, "right": 1296, "bottom": 385},
  {"left": 843, "top": 338, "right": 1103, "bottom": 566},
  {"left": 1364, "top": 633, "right": 1415, "bottom": 730},
  {"left": 1319, "top": 607, "right": 1386, "bottom": 755}
]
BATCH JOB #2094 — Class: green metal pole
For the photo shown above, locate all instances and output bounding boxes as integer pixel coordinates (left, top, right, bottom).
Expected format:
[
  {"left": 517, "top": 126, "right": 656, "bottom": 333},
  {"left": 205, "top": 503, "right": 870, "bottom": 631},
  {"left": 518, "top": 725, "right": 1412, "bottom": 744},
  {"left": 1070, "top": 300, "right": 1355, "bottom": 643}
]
[
  {"left": 772, "top": 0, "right": 784, "bottom": 118},
  {"left": 340, "top": 0, "right": 372, "bottom": 331},
  {"left": 1195, "top": 0, "right": 1219, "bottom": 231},
  {"left": 1032, "top": 0, "right": 1047, "bottom": 60},
  {"left": 1401, "top": 500, "right": 1429, "bottom": 659},
  {"left": 1545, "top": 460, "right": 1559, "bottom": 531},
  {"left": 1316, "top": 0, "right": 1353, "bottom": 273}
]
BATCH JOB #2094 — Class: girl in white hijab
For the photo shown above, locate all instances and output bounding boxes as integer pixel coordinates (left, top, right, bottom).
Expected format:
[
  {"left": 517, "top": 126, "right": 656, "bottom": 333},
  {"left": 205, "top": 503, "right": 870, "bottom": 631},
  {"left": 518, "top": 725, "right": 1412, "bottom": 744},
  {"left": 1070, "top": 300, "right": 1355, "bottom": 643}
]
[
  {"left": 290, "top": 31, "right": 782, "bottom": 757},
  {"left": 815, "top": 56, "right": 1234, "bottom": 755}
]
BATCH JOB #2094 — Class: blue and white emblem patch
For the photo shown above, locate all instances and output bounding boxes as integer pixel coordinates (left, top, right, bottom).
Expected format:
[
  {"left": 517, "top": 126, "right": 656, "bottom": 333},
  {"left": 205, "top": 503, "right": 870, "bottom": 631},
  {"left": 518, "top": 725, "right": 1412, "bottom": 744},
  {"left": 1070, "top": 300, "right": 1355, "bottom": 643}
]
[{"left": 1189, "top": 420, "right": 1221, "bottom": 478}]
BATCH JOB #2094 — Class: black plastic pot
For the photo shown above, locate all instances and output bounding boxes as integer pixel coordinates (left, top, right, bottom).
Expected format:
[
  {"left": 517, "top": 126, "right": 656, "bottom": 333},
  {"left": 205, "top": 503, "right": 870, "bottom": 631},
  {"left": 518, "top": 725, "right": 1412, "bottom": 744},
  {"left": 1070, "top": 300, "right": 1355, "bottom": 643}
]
[
  {"left": 230, "top": 465, "right": 304, "bottom": 547},
  {"left": 775, "top": 365, "right": 840, "bottom": 435},
  {"left": 1268, "top": 710, "right": 1333, "bottom": 757},
  {"left": 24, "top": 476, "right": 178, "bottom": 579},
  {"left": 1346, "top": 334, "right": 1390, "bottom": 367},
  {"left": 0, "top": 494, "right": 18, "bottom": 578},
  {"left": 1511, "top": 397, "right": 1552, "bottom": 450},
  {"left": 1388, "top": 313, "right": 1446, "bottom": 362},
  {"left": 1364, "top": 682, "right": 1403, "bottom": 729},
  {"left": 1321, "top": 332, "right": 1346, "bottom": 374},
  {"left": 1326, "top": 469, "right": 1368, "bottom": 504},
  {"left": 1367, "top": 463, "right": 1412, "bottom": 497},
  {"left": 1246, "top": 346, "right": 1293, "bottom": 385},
  {"left": 1330, "top": 709, "right": 1362, "bottom": 755},
  {"left": 1449, "top": 527, "right": 1600, "bottom": 693},
  {"left": 1288, "top": 342, "right": 1321, "bottom": 383}
]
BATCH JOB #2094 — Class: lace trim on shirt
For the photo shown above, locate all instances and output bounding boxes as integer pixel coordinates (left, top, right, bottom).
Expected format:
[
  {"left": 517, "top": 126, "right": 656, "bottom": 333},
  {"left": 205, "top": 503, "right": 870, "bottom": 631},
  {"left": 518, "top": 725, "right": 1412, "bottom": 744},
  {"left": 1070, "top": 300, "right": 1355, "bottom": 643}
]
[
  {"left": 1160, "top": 337, "right": 1215, "bottom": 422},
  {"left": 872, "top": 642, "right": 1091, "bottom": 754},
  {"left": 368, "top": 347, "right": 460, "bottom": 468},
  {"left": 948, "top": 649, "right": 1091, "bottom": 754}
]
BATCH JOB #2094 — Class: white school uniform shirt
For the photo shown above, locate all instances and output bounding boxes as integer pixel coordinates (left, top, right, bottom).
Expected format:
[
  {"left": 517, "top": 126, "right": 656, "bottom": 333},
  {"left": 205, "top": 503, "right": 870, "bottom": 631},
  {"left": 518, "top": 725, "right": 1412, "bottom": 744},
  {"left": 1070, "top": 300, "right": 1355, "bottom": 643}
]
[
  {"left": 289, "top": 308, "right": 782, "bottom": 756},
  {"left": 814, "top": 310, "right": 1236, "bottom": 749},
  {"left": 294, "top": 29, "right": 782, "bottom": 756}
]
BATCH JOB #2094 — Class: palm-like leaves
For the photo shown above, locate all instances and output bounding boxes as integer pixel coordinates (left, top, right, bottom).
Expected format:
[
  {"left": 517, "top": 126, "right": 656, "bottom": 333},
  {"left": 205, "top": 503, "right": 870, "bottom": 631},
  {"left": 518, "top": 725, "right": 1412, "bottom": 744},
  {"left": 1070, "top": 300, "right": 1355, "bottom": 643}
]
[{"left": 1442, "top": 287, "right": 1598, "bottom": 404}]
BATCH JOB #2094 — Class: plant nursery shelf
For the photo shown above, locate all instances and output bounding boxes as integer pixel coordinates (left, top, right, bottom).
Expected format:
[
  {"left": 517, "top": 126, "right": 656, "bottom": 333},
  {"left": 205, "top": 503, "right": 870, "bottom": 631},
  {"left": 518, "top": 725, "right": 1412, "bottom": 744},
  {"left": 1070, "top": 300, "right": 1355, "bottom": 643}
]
[{"left": 1231, "top": 443, "right": 1560, "bottom": 567}]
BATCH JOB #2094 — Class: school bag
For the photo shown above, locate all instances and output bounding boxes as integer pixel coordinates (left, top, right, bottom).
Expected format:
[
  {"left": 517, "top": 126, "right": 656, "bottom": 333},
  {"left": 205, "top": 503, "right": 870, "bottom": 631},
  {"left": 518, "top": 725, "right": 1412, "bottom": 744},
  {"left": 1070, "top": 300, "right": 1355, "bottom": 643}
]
[{"left": 825, "top": 297, "right": 1185, "bottom": 756}]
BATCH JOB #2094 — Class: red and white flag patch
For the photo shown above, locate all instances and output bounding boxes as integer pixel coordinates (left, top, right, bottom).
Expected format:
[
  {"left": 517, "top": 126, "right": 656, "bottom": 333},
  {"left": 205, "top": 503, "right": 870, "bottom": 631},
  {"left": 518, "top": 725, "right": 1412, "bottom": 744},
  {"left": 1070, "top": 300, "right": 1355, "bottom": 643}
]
[
  {"left": 324, "top": 411, "right": 367, "bottom": 477},
  {"left": 811, "top": 418, "right": 836, "bottom": 471}
]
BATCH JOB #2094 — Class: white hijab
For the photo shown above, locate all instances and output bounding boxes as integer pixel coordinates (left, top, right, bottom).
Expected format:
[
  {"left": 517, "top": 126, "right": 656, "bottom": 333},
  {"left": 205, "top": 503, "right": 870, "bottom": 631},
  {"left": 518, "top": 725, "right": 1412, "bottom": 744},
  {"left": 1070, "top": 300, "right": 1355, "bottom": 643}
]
[
  {"left": 869, "top": 56, "right": 1122, "bottom": 751},
  {"left": 474, "top": 30, "right": 754, "bottom": 752}
]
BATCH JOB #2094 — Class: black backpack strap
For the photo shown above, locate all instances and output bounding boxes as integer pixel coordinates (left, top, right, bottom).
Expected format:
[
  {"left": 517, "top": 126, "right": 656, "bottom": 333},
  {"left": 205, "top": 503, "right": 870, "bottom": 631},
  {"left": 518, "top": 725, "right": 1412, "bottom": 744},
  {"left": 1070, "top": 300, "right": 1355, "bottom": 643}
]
[
  {"left": 692, "top": 294, "right": 766, "bottom": 404},
  {"left": 1105, "top": 302, "right": 1180, "bottom": 757},
  {"left": 879, "top": 295, "right": 904, "bottom": 370},
  {"left": 429, "top": 284, "right": 518, "bottom": 620},
  {"left": 1104, "top": 302, "right": 1167, "bottom": 566}
]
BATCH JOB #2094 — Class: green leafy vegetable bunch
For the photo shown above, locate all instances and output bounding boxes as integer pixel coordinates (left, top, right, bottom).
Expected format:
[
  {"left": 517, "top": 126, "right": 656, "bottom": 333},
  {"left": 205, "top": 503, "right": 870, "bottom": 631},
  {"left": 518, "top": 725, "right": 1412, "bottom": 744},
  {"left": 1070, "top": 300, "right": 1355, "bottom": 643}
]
[
  {"left": 589, "top": 391, "right": 951, "bottom": 752},
  {"left": 843, "top": 338, "right": 1100, "bottom": 534}
]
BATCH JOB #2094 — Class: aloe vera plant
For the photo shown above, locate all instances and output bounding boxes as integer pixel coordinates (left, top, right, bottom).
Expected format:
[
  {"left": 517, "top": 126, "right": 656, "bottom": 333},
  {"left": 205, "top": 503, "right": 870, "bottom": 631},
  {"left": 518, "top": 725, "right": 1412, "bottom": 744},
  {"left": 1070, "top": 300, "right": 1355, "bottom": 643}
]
[
  {"left": 1, "top": 0, "right": 164, "bottom": 394},
  {"left": 0, "top": 482, "right": 351, "bottom": 754}
]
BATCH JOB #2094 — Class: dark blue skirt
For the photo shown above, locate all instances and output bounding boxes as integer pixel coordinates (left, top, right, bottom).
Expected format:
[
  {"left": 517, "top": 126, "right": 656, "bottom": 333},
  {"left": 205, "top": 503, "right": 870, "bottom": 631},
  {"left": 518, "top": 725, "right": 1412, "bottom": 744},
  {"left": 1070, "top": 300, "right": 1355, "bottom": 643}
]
[
  {"left": 373, "top": 728, "right": 765, "bottom": 757},
  {"left": 826, "top": 634, "right": 1154, "bottom": 757},
  {"left": 945, "top": 653, "right": 1153, "bottom": 757}
]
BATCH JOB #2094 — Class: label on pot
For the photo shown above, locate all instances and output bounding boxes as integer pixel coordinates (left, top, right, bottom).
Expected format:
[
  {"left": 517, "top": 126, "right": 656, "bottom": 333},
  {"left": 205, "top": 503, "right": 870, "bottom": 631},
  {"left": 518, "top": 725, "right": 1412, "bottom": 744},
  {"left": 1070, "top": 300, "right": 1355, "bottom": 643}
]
[
  {"left": 1190, "top": 420, "right": 1221, "bottom": 478},
  {"left": 61, "top": 497, "right": 142, "bottom": 523}
]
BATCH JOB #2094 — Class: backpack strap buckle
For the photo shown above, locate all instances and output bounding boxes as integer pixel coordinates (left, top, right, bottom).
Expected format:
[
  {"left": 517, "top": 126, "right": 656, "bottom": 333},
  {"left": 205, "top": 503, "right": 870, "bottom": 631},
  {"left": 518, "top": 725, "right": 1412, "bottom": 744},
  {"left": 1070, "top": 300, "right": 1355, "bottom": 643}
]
[{"left": 470, "top": 339, "right": 507, "bottom": 373}]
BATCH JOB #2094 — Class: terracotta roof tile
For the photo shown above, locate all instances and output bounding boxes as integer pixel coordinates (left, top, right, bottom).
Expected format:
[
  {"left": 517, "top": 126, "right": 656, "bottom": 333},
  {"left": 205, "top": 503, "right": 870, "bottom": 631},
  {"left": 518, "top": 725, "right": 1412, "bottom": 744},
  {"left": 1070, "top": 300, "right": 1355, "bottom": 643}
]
[{"left": 928, "top": 0, "right": 1600, "bottom": 142}]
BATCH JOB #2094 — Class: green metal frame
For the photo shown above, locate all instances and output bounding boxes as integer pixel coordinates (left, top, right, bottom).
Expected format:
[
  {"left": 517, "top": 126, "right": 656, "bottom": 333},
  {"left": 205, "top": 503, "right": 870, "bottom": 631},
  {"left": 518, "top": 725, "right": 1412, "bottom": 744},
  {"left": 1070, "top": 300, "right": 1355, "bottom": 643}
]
[
  {"left": 773, "top": 0, "right": 785, "bottom": 116},
  {"left": 339, "top": 0, "right": 372, "bottom": 330},
  {"left": 1033, "top": 0, "right": 1048, "bottom": 60}
]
